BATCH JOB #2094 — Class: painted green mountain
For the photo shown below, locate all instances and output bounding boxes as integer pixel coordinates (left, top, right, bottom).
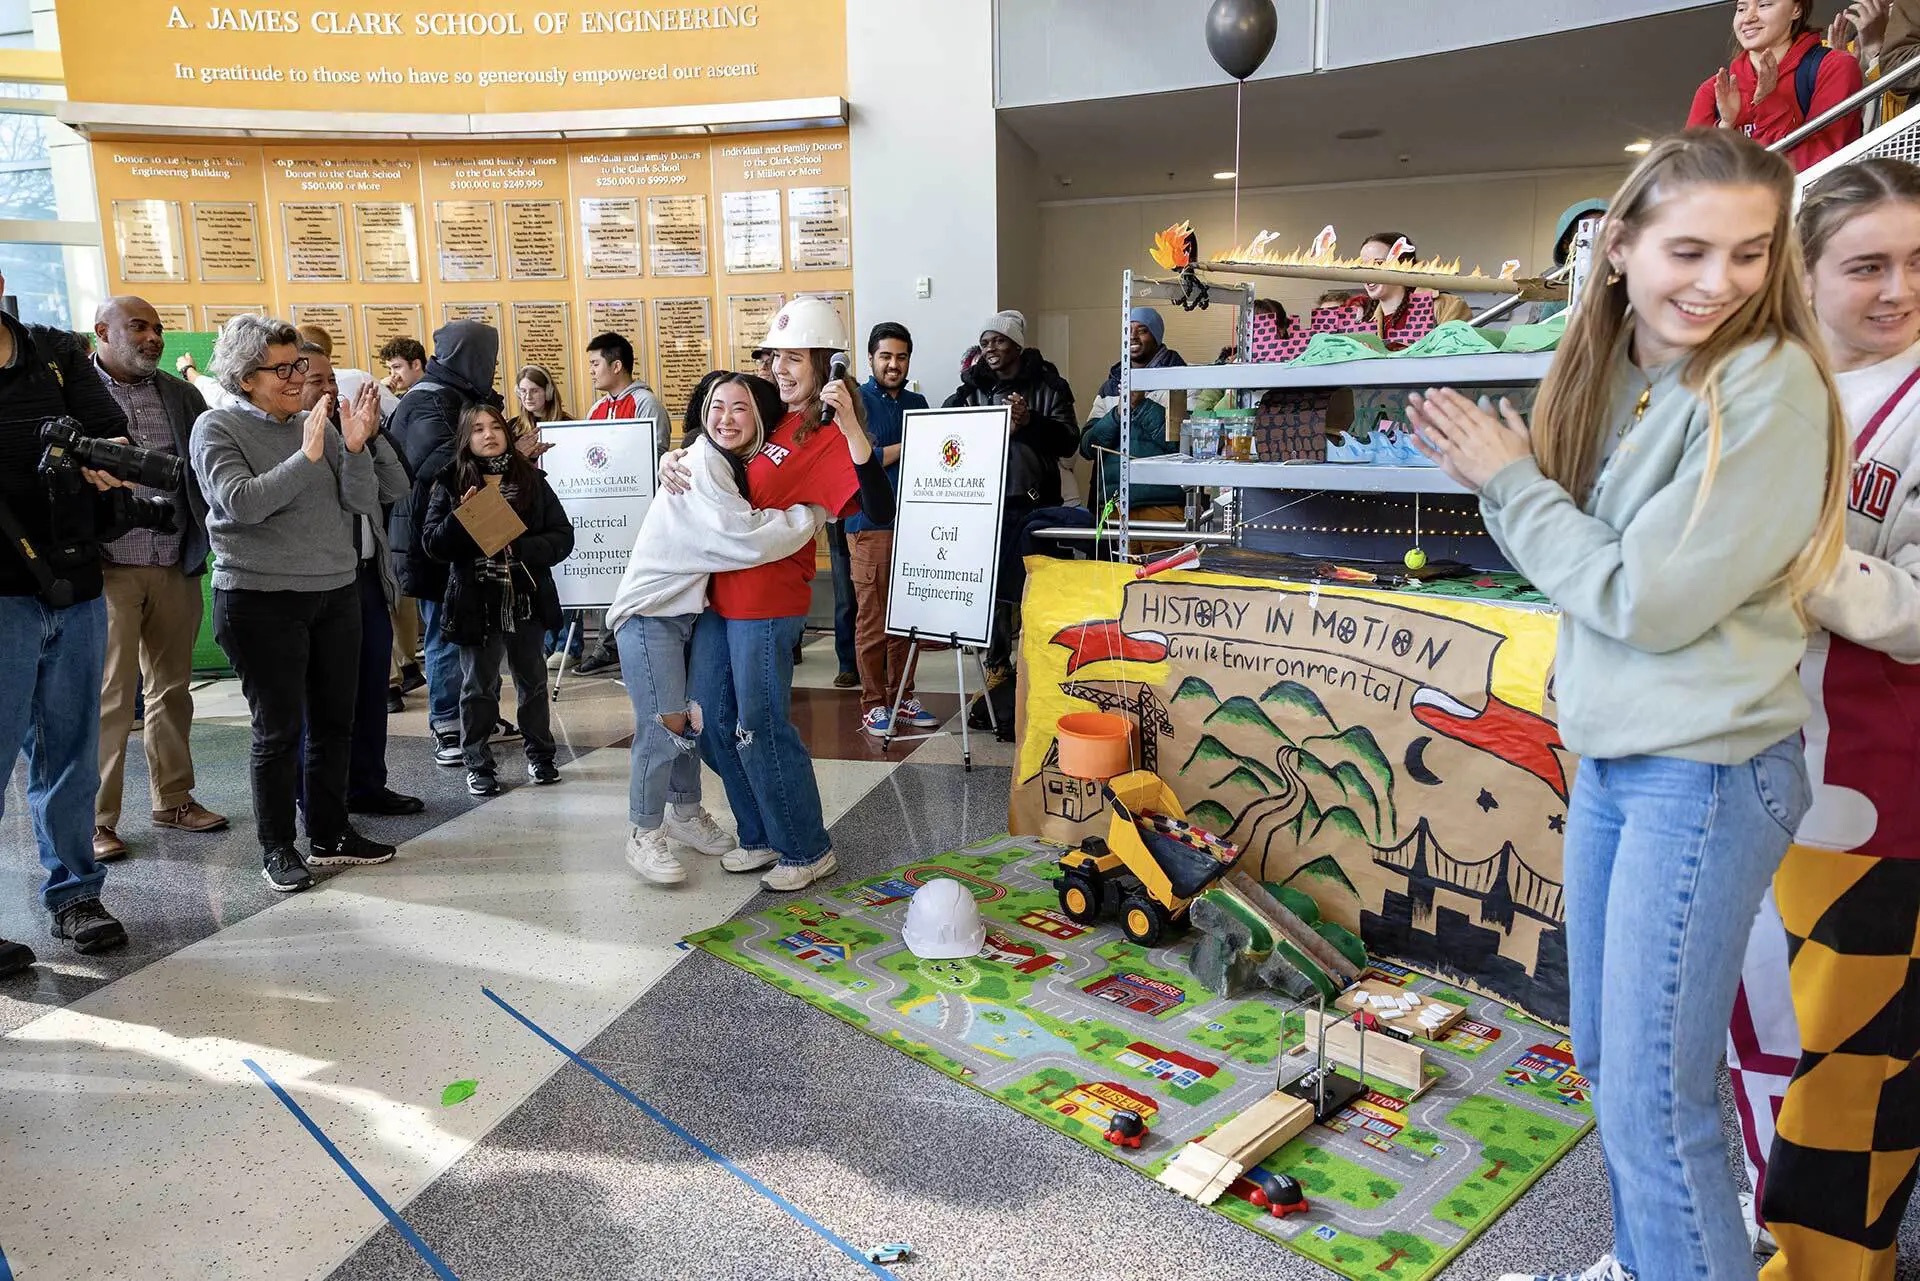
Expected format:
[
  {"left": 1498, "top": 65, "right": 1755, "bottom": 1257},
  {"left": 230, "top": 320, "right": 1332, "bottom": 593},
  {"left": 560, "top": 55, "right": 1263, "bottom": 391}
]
[
  {"left": 1205, "top": 696, "right": 1290, "bottom": 740},
  {"left": 1259, "top": 680, "right": 1337, "bottom": 731},
  {"left": 1213, "top": 765, "right": 1272, "bottom": 799},
  {"left": 1296, "top": 754, "right": 1385, "bottom": 841},
  {"left": 1188, "top": 799, "right": 1236, "bottom": 832},
  {"left": 1310, "top": 805, "right": 1370, "bottom": 845},
  {"left": 1304, "top": 727, "right": 1397, "bottom": 834},
  {"left": 1184, "top": 735, "right": 1283, "bottom": 789},
  {"left": 1172, "top": 676, "right": 1221, "bottom": 705},
  {"left": 1284, "top": 852, "right": 1361, "bottom": 898}
]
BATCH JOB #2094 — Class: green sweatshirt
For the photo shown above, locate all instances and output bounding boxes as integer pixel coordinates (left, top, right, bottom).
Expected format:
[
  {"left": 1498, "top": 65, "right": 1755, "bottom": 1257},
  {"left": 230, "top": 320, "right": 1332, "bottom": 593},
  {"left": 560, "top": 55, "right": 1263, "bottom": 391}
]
[{"left": 1479, "top": 337, "right": 1828, "bottom": 763}]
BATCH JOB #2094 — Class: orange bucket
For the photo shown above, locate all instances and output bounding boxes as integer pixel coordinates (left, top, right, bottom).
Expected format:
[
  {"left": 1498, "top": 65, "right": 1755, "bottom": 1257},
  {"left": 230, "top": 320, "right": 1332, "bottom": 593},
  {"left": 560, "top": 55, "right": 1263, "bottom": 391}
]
[{"left": 1054, "top": 712, "right": 1135, "bottom": 781}]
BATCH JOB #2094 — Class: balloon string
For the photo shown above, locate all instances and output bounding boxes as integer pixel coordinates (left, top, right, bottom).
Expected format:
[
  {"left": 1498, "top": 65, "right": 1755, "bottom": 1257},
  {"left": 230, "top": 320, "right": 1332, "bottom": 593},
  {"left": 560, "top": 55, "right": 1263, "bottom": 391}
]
[{"left": 1234, "top": 79, "right": 1244, "bottom": 248}]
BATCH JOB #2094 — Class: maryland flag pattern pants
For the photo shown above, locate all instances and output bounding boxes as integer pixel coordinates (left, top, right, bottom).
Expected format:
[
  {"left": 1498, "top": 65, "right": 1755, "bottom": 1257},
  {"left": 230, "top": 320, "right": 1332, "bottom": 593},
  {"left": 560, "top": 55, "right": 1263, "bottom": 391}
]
[{"left": 1730, "top": 844, "right": 1920, "bottom": 1281}]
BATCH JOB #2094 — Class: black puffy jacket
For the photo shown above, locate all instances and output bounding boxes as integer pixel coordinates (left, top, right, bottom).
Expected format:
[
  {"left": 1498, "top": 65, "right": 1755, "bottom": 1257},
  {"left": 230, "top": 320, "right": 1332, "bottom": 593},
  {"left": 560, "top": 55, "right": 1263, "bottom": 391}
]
[
  {"left": 419, "top": 463, "right": 574, "bottom": 647},
  {"left": 386, "top": 323, "right": 503, "bottom": 600},
  {"left": 943, "top": 346, "right": 1079, "bottom": 507}
]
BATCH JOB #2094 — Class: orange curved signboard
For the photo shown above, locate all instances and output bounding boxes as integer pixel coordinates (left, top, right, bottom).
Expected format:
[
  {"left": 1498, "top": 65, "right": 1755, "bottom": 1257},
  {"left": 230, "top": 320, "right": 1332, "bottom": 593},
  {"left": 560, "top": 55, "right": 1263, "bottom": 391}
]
[{"left": 55, "top": 0, "right": 846, "bottom": 113}]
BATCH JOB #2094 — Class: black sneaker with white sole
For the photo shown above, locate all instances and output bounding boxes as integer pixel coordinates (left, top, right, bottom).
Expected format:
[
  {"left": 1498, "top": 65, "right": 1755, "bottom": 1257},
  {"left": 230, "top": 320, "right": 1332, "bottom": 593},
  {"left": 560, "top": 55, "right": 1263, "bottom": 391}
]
[
  {"left": 527, "top": 759, "right": 560, "bottom": 785},
  {"left": 495, "top": 718, "right": 522, "bottom": 741},
  {"left": 434, "top": 730, "right": 463, "bottom": 766},
  {"left": 262, "top": 844, "right": 313, "bottom": 892},
  {"left": 306, "top": 830, "right": 396, "bottom": 867},
  {"left": 467, "top": 769, "right": 500, "bottom": 796},
  {"left": 49, "top": 898, "right": 128, "bottom": 953}
]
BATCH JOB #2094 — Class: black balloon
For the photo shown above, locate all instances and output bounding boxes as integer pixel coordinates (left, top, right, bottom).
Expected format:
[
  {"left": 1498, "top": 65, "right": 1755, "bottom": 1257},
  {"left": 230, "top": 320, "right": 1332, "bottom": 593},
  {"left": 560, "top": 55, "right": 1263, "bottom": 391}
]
[{"left": 1205, "top": 0, "right": 1278, "bottom": 81}]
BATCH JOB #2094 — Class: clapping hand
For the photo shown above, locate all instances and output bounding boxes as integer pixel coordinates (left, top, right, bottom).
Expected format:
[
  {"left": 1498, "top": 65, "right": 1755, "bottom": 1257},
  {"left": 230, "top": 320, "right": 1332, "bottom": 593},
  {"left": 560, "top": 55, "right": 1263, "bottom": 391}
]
[
  {"left": 1004, "top": 391, "right": 1031, "bottom": 430},
  {"left": 303, "top": 397, "right": 331, "bottom": 462},
  {"left": 1714, "top": 66, "right": 1743, "bottom": 125},
  {"left": 1405, "top": 388, "right": 1535, "bottom": 491},
  {"left": 1830, "top": 0, "right": 1889, "bottom": 62},
  {"left": 340, "top": 381, "right": 380, "bottom": 453},
  {"left": 1752, "top": 48, "right": 1781, "bottom": 107}
]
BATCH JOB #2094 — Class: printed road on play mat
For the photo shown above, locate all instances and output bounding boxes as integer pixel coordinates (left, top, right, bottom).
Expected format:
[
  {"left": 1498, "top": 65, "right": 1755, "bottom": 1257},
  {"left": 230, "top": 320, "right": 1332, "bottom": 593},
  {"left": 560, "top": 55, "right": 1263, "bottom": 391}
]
[{"left": 689, "top": 836, "right": 1594, "bottom": 1281}]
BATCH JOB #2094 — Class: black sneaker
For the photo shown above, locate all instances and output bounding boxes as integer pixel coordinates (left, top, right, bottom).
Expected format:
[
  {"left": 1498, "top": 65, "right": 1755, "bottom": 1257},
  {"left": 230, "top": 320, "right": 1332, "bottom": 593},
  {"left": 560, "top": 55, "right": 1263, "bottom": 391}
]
[
  {"left": 49, "top": 898, "right": 128, "bottom": 954},
  {"left": 386, "top": 689, "right": 405, "bottom": 714},
  {"left": 262, "top": 844, "right": 313, "bottom": 893},
  {"left": 575, "top": 645, "right": 618, "bottom": 675},
  {"left": 348, "top": 788, "right": 426, "bottom": 816},
  {"left": 434, "top": 730, "right": 463, "bottom": 766},
  {"left": 467, "top": 769, "right": 499, "bottom": 796},
  {"left": 307, "top": 830, "right": 396, "bottom": 867},
  {"left": 0, "top": 937, "right": 36, "bottom": 977},
  {"left": 398, "top": 662, "right": 426, "bottom": 694},
  {"left": 495, "top": 718, "right": 522, "bottom": 741},
  {"left": 527, "top": 759, "right": 560, "bottom": 785}
]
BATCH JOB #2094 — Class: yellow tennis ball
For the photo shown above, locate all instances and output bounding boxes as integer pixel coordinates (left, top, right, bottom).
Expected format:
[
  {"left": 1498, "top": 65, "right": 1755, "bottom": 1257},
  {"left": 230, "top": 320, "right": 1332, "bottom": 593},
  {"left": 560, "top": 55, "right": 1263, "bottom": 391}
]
[{"left": 1404, "top": 547, "right": 1428, "bottom": 571}]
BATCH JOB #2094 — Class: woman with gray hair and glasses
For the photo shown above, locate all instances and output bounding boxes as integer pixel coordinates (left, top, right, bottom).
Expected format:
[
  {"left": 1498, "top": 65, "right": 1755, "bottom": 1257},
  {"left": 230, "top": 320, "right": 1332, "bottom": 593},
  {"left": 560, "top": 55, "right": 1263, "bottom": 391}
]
[{"left": 187, "top": 314, "right": 401, "bottom": 893}]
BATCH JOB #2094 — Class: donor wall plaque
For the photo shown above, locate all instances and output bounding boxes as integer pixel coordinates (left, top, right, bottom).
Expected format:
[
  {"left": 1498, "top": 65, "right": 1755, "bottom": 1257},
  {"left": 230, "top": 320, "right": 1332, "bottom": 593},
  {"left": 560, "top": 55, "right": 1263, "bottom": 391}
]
[
  {"left": 435, "top": 200, "right": 500, "bottom": 283},
  {"left": 281, "top": 203, "right": 349, "bottom": 282},
  {"left": 190, "top": 202, "right": 263, "bottom": 283},
  {"left": 505, "top": 200, "right": 567, "bottom": 281}
]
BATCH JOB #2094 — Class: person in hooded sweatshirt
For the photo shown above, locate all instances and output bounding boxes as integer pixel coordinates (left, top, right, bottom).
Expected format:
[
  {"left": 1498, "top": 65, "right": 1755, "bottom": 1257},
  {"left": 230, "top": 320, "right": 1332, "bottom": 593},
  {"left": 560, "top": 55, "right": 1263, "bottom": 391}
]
[
  {"left": 1688, "top": 0, "right": 1865, "bottom": 172},
  {"left": 385, "top": 320, "right": 507, "bottom": 770}
]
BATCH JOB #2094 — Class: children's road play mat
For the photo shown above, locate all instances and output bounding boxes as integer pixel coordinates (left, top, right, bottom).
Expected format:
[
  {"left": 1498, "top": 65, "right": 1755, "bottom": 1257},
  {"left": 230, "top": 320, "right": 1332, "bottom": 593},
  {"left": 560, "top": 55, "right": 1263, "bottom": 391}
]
[{"left": 689, "top": 837, "right": 1594, "bottom": 1281}]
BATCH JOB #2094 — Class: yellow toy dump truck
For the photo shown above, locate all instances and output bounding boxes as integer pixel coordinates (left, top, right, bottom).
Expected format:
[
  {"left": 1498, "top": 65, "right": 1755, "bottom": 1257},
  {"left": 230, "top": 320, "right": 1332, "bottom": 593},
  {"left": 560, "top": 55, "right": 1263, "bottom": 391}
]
[{"left": 1055, "top": 770, "right": 1241, "bottom": 946}]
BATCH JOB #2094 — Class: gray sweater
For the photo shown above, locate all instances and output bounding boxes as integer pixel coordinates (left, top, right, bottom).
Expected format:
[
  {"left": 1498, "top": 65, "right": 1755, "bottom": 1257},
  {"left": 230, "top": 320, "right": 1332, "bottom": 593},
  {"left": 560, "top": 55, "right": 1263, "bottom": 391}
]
[
  {"left": 189, "top": 403, "right": 378, "bottom": 593},
  {"left": 1480, "top": 337, "right": 1829, "bottom": 764}
]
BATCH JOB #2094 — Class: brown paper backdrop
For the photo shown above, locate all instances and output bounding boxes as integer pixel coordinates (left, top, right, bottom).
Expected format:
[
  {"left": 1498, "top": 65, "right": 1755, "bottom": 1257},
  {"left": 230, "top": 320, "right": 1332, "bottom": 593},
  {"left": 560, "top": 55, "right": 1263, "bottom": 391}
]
[{"left": 1012, "top": 560, "right": 1575, "bottom": 1025}]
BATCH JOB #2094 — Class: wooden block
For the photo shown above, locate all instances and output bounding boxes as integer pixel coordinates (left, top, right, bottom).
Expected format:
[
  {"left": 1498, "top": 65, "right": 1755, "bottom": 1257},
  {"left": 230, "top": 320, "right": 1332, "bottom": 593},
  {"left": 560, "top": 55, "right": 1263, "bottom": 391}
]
[
  {"left": 1157, "top": 1090, "right": 1314, "bottom": 1206},
  {"left": 1335, "top": 977, "right": 1467, "bottom": 1041},
  {"left": 1304, "top": 1008, "right": 1429, "bottom": 1092}
]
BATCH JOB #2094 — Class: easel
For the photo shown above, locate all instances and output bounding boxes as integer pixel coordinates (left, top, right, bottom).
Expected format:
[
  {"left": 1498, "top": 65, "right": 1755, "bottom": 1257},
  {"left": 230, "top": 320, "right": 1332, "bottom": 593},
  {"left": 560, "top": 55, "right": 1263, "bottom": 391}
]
[
  {"left": 549, "top": 616, "right": 581, "bottom": 699},
  {"left": 878, "top": 627, "right": 997, "bottom": 771}
]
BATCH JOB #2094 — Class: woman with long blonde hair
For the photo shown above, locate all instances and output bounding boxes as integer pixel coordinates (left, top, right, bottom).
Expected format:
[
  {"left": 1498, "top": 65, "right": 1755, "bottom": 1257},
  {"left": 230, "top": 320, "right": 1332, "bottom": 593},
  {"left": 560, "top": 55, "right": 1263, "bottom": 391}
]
[{"left": 1408, "top": 128, "right": 1849, "bottom": 1281}]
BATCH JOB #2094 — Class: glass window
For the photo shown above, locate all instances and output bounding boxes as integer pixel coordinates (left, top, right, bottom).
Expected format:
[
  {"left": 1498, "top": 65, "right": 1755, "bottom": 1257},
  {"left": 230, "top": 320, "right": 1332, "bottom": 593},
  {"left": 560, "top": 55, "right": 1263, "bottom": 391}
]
[
  {"left": 0, "top": 110, "right": 57, "bottom": 221},
  {"left": 1, "top": 240, "right": 105, "bottom": 330}
]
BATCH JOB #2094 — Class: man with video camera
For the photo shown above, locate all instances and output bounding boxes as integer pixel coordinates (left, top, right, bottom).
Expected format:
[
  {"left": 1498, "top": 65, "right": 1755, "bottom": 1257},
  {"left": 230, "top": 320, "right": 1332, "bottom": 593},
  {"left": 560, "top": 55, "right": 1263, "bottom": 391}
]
[{"left": 0, "top": 272, "right": 174, "bottom": 974}]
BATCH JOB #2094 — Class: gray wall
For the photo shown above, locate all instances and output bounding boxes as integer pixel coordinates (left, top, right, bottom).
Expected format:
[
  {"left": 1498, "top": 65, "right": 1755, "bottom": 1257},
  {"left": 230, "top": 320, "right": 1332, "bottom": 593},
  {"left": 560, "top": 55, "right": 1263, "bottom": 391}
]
[
  {"left": 848, "top": 0, "right": 1002, "bottom": 387},
  {"left": 996, "top": 0, "right": 1714, "bottom": 106}
]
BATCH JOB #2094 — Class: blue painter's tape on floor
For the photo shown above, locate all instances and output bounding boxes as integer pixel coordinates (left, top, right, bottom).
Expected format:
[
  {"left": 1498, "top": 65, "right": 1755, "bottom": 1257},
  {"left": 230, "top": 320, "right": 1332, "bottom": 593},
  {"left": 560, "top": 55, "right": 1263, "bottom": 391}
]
[
  {"left": 242, "top": 1058, "right": 462, "bottom": 1281},
  {"left": 482, "top": 986, "right": 897, "bottom": 1281},
  {"left": 0, "top": 1241, "right": 12, "bottom": 1280}
]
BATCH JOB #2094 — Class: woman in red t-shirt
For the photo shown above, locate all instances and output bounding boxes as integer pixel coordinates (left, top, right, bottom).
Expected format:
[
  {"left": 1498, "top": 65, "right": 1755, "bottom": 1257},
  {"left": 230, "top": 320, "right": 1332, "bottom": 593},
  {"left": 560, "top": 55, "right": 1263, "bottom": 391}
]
[
  {"left": 1687, "top": 0, "right": 1865, "bottom": 172},
  {"left": 658, "top": 298, "right": 894, "bottom": 892}
]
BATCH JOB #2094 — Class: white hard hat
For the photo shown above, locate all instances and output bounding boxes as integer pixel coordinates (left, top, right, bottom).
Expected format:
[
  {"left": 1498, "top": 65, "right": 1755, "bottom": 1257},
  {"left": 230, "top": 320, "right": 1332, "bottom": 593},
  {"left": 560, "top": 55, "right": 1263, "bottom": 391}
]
[
  {"left": 902, "top": 878, "right": 986, "bottom": 960},
  {"left": 762, "top": 296, "right": 848, "bottom": 352}
]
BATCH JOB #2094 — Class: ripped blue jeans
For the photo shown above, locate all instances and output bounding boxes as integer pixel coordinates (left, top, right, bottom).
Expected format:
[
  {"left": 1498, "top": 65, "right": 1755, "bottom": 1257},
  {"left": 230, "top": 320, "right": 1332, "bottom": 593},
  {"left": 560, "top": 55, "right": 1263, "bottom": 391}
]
[
  {"left": 688, "top": 609, "right": 830, "bottom": 866},
  {"left": 614, "top": 613, "right": 701, "bottom": 831}
]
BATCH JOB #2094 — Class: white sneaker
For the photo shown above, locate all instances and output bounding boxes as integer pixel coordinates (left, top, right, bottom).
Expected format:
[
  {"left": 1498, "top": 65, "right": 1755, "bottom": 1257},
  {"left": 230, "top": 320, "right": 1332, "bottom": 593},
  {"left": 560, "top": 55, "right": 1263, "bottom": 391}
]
[
  {"left": 546, "top": 651, "right": 573, "bottom": 673},
  {"left": 625, "top": 827, "right": 685, "bottom": 885},
  {"left": 661, "top": 807, "right": 735, "bottom": 857},
  {"left": 721, "top": 846, "right": 779, "bottom": 874},
  {"left": 761, "top": 851, "right": 838, "bottom": 893},
  {"left": 1496, "top": 1255, "right": 1634, "bottom": 1281}
]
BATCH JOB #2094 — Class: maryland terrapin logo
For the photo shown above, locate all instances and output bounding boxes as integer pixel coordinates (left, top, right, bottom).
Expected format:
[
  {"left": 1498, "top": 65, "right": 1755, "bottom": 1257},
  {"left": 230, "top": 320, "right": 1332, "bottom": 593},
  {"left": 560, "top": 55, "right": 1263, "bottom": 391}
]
[
  {"left": 585, "top": 445, "right": 610, "bottom": 470},
  {"left": 940, "top": 437, "right": 964, "bottom": 471}
]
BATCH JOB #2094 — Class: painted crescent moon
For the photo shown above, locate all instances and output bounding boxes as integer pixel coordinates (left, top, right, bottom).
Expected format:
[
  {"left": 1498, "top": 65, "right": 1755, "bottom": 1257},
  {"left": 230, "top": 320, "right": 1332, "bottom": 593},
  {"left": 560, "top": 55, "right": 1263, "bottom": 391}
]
[{"left": 1405, "top": 736, "right": 1443, "bottom": 786}]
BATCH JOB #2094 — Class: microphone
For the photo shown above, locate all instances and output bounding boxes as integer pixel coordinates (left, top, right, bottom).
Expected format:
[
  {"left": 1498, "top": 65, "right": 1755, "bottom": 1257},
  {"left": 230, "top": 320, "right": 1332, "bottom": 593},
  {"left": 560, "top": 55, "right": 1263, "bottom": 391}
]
[{"left": 822, "top": 352, "right": 850, "bottom": 425}]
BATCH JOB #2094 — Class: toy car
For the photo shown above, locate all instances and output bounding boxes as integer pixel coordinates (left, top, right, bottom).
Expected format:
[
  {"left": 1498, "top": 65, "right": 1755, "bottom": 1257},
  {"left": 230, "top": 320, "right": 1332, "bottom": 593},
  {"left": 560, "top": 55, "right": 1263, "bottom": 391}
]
[
  {"left": 1104, "top": 1107, "right": 1148, "bottom": 1148},
  {"left": 1244, "top": 1168, "right": 1311, "bottom": 1218},
  {"left": 865, "top": 1243, "right": 913, "bottom": 1264}
]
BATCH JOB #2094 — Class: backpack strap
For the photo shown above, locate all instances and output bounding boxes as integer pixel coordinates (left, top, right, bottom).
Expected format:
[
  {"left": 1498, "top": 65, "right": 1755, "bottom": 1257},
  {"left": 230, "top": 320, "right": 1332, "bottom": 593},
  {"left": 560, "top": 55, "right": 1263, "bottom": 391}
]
[{"left": 1796, "top": 42, "right": 1829, "bottom": 119}]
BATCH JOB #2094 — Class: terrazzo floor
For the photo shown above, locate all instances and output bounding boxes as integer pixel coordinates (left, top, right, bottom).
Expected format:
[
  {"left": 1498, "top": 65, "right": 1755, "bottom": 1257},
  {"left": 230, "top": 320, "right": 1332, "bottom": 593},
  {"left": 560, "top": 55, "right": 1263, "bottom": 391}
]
[{"left": 0, "top": 636, "right": 1912, "bottom": 1281}]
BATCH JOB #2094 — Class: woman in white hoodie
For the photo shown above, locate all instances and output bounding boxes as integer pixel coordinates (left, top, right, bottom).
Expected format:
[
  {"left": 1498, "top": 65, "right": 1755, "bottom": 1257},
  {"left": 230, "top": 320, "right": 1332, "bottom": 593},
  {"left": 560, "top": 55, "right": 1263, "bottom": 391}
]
[
  {"left": 604, "top": 374, "right": 824, "bottom": 885},
  {"left": 1727, "top": 156, "right": 1920, "bottom": 1281}
]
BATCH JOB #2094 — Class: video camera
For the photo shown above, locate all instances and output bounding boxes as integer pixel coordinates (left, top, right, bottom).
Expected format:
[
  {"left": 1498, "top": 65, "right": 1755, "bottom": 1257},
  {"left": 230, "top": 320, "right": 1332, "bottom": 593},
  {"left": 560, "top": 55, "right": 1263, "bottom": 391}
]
[
  {"left": 0, "top": 417, "right": 180, "bottom": 608},
  {"left": 39, "top": 416, "right": 184, "bottom": 493}
]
